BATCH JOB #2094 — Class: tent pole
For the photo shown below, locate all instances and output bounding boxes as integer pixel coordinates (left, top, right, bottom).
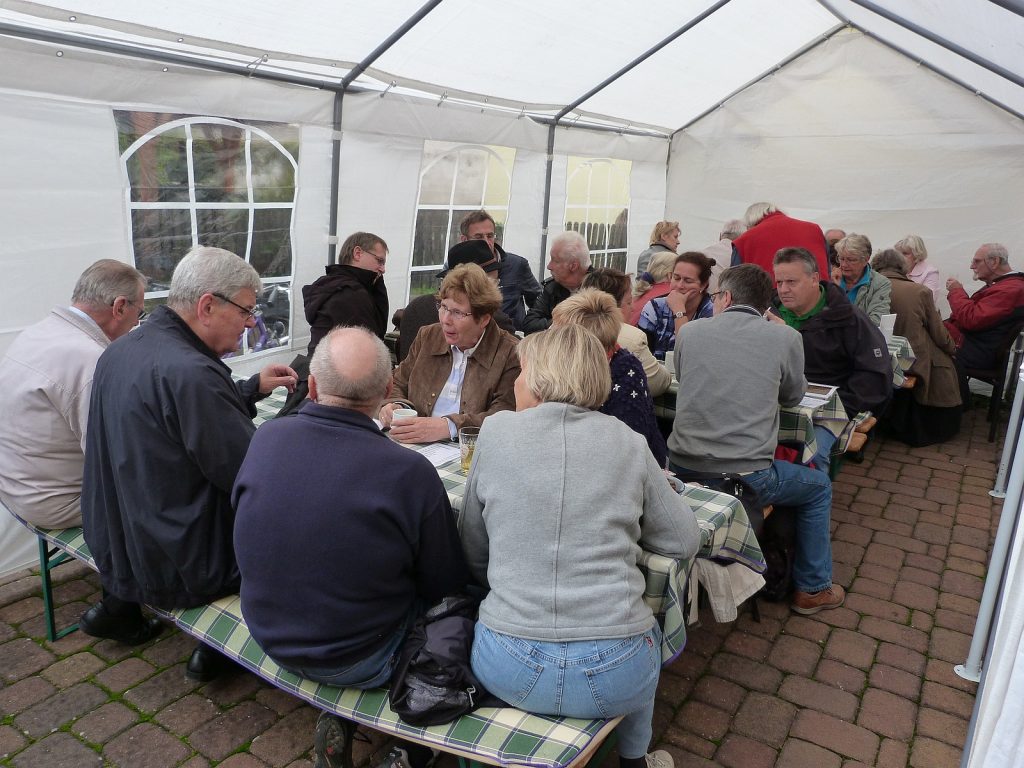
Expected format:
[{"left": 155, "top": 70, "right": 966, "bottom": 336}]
[
  {"left": 538, "top": 124, "right": 557, "bottom": 281},
  {"left": 340, "top": 0, "right": 442, "bottom": 89},
  {"left": 846, "top": 0, "right": 1024, "bottom": 89},
  {"left": 984, "top": 0, "right": 1024, "bottom": 19}
]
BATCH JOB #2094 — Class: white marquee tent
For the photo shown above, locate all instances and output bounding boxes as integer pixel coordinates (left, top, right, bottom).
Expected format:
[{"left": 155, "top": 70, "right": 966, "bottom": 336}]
[{"left": 0, "top": 2, "right": 1023, "bottom": 763}]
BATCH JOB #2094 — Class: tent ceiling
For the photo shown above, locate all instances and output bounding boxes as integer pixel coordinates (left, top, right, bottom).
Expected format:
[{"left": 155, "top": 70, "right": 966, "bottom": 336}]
[{"left": 1, "top": 0, "right": 1021, "bottom": 133}]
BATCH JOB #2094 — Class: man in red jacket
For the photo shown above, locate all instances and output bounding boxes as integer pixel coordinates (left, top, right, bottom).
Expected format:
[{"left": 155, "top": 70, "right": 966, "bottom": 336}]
[
  {"left": 731, "top": 202, "right": 830, "bottom": 278},
  {"left": 945, "top": 243, "right": 1024, "bottom": 401}
]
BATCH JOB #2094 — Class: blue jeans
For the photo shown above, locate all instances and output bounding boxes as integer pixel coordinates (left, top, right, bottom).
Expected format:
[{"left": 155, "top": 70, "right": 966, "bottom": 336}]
[
  {"left": 471, "top": 623, "right": 662, "bottom": 759},
  {"left": 812, "top": 425, "right": 838, "bottom": 474},
  {"left": 742, "top": 460, "right": 834, "bottom": 593}
]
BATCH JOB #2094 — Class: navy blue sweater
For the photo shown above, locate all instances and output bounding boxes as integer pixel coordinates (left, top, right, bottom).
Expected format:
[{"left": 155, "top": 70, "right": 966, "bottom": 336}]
[
  {"left": 600, "top": 348, "right": 668, "bottom": 468},
  {"left": 232, "top": 402, "right": 468, "bottom": 669}
]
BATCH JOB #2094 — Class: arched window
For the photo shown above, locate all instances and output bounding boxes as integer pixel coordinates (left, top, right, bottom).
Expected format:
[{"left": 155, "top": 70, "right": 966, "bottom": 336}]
[
  {"left": 116, "top": 111, "right": 298, "bottom": 356},
  {"left": 564, "top": 157, "right": 631, "bottom": 272},
  {"left": 409, "top": 141, "right": 516, "bottom": 298}
]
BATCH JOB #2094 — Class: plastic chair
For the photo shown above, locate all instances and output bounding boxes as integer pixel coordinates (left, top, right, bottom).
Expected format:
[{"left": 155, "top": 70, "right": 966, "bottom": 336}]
[{"left": 963, "top": 320, "right": 1024, "bottom": 442}]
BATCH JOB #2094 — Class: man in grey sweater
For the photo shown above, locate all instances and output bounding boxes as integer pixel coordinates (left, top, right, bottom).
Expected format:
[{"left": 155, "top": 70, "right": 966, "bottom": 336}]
[{"left": 667, "top": 264, "right": 844, "bottom": 615}]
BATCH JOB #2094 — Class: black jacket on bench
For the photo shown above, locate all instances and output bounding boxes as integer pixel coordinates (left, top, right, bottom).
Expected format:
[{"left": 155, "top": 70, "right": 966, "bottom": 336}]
[{"left": 82, "top": 306, "right": 262, "bottom": 609}]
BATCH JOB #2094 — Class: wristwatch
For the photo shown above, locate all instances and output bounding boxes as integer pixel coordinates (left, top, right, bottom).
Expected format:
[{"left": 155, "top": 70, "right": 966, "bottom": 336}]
[{"left": 673, "top": 310, "right": 686, "bottom": 319}]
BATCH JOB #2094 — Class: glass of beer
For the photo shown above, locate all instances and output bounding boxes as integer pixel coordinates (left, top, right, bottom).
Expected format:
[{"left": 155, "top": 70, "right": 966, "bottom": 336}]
[{"left": 459, "top": 427, "right": 480, "bottom": 474}]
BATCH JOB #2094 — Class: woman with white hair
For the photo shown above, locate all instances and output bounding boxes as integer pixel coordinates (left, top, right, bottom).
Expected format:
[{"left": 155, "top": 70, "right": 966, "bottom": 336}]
[
  {"left": 894, "top": 234, "right": 941, "bottom": 305},
  {"left": 835, "top": 233, "right": 891, "bottom": 324},
  {"left": 461, "top": 324, "right": 698, "bottom": 768}
]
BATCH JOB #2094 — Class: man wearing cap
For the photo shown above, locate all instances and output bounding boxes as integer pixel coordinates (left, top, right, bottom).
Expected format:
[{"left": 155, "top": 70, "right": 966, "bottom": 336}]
[
  {"left": 396, "top": 241, "right": 515, "bottom": 362},
  {"left": 459, "top": 210, "right": 541, "bottom": 332}
]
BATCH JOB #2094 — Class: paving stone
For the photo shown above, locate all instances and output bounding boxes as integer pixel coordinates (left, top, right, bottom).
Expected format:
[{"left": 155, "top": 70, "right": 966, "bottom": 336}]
[
  {"left": 844, "top": 593, "right": 908, "bottom": 623},
  {"left": 42, "top": 626, "right": 96, "bottom": 656},
  {"left": 249, "top": 705, "right": 318, "bottom": 766},
  {"left": 940, "top": 570, "right": 984, "bottom": 600},
  {"left": 732, "top": 692, "right": 797, "bottom": 748},
  {"left": 831, "top": 541, "right": 866, "bottom": 566},
  {"left": 0, "top": 596, "right": 44, "bottom": 624},
  {"left": 776, "top": 738, "right": 842, "bottom": 768},
  {"left": 721, "top": 631, "right": 772, "bottom": 662},
  {"left": 0, "top": 574, "right": 39, "bottom": 607},
  {"left": 823, "top": 628, "right": 876, "bottom": 670},
  {"left": 734, "top": 612, "right": 784, "bottom": 641},
  {"left": 0, "top": 674, "right": 57, "bottom": 715},
  {"left": 858, "top": 616, "right": 928, "bottom": 654},
  {"left": 1, "top": 638, "right": 57, "bottom": 682},
  {"left": 18, "top": 600, "right": 91, "bottom": 641},
  {"left": 657, "top": 670, "right": 694, "bottom": 705},
  {"left": 917, "top": 706, "right": 969, "bottom": 749},
  {"left": 855, "top": 562, "right": 899, "bottom": 586},
  {"left": 682, "top": 629, "right": 723, "bottom": 658},
  {"left": 892, "top": 580, "right": 939, "bottom": 613},
  {"left": 809, "top": 605, "right": 860, "bottom": 630},
  {"left": 103, "top": 722, "right": 191, "bottom": 768},
  {"left": 15, "top": 681, "right": 109, "bottom": 738},
  {"left": 153, "top": 694, "right": 221, "bottom": 735},
  {"left": 899, "top": 565, "right": 942, "bottom": 588},
  {"left": 863, "top": 543, "right": 905, "bottom": 568},
  {"left": 947, "top": 543, "right": 988, "bottom": 564},
  {"left": 924, "top": 658, "right": 978, "bottom": 694},
  {"left": 72, "top": 701, "right": 139, "bottom": 744},
  {"left": 951, "top": 525, "right": 989, "bottom": 549},
  {"left": 833, "top": 523, "right": 873, "bottom": 547},
  {"left": 217, "top": 755, "right": 269, "bottom": 767},
  {"left": 783, "top": 616, "right": 831, "bottom": 643},
  {"left": 877, "top": 738, "right": 910, "bottom": 768},
  {"left": 767, "top": 634, "right": 821, "bottom": 676},
  {"left": 708, "top": 652, "right": 782, "bottom": 693},
  {"left": 122, "top": 664, "right": 200, "bottom": 713},
  {"left": 868, "top": 662, "right": 922, "bottom": 699},
  {"left": 52, "top": 579, "right": 95, "bottom": 605},
  {"left": 857, "top": 687, "right": 917, "bottom": 740},
  {"left": 849, "top": 577, "right": 893, "bottom": 601},
  {"left": 202, "top": 667, "right": 265, "bottom": 705},
  {"left": 913, "top": 521, "right": 951, "bottom": 544},
  {"left": 920, "top": 681, "right": 975, "bottom": 719},
  {"left": 778, "top": 676, "right": 859, "bottom": 720},
  {"left": 946, "top": 556, "right": 986, "bottom": 578},
  {"left": 929, "top": 626, "right": 972, "bottom": 664},
  {"left": 689, "top": 675, "right": 745, "bottom": 714},
  {"left": 0, "top": 724, "right": 28, "bottom": 758},
  {"left": 40, "top": 652, "right": 107, "bottom": 689},
  {"left": 934, "top": 607, "right": 976, "bottom": 635},
  {"left": 791, "top": 710, "right": 879, "bottom": 763},
  {"left": 659, "top": 744, "right": 718, "bottom": 768},
  {"left": 254, "top": 688, "right": 307, "bottom": 717},
  {"left": 909, "top": 736, "right": 963, "bottom": 768},
  {"left": 714, "top": 733, "right": 777, "bottom": 768},
  {"left": 662, "top": 727, "right": 717, "bottom": 759},
  {"left": 141, "top": 630, "right": 196, "bottom": 667},
  {"left": 94, "top": 656, "right": 157, "bottom": 693},
  {"left": 189, "top": 700, "right": 278, "bottom": 760},
  {"left": 814, "top": 659, "right": 866, "bottom": 694},
  {"left": 10, "top": 731, "right": 104, "bottom": 767},
  {"left": 673, "top": 700, "right": 731, "bottom": 741}
]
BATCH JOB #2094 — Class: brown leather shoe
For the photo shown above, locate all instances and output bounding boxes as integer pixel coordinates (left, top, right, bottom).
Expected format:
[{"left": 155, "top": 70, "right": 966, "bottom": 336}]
[{"left": 791, "top": 584, "right": 846, "bottom": 615}]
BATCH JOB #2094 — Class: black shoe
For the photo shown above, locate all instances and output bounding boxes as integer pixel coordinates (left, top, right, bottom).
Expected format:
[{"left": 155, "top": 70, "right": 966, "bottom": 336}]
[
  {"left": 185, "top": 642, "right": 229, "bottom": 683},
  {"left": 79, "top": 603, "right": 163, "bottom": 645},
  {"left": 314, "top": 712, "right": 355, "bottom": 768}
]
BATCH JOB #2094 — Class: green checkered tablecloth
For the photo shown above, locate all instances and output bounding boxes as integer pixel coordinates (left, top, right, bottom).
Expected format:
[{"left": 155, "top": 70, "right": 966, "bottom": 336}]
[
  {"left": 24, "top": 526, "right": 618, "bottom": 768},
  {"left": 887, "top": 334, "right": 916, "bottom": 387},
  {"left": 256, "top": 388, "right": 765, "bottom": 662}
]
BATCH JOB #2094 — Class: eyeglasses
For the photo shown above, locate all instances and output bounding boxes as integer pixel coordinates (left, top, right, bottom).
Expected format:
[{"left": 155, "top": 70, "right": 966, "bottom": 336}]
[
  {"left": 114, "top": 297, "right": 146, "bottom": 321},
  {"left": 213, "top": 292, "right": 261, "bottom": 319},
  {"left": 710, "top": 290, "right": 727, "bottom": 300},
  {"left": 837, "top": 257, "right": 865, "bottom": 265},
  {"left": 470, "top": 233, "right": 496, "bottom": 241},
  {"left": 436, "top": 301, "right": 473, "bottom": 321},
  {"left": 356, "top": 247, "right": 387, "bottom": 269}
]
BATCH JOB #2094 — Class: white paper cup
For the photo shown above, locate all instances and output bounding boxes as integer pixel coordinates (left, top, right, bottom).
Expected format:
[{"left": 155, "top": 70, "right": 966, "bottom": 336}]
[{"left": 393, "top": 408, "right": 418, "bottom": 422}]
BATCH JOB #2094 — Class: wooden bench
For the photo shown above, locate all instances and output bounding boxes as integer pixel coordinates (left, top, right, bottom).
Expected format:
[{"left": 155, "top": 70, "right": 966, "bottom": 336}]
[{"left": 19, "top": 519, "right": 620, "bottom": 768}]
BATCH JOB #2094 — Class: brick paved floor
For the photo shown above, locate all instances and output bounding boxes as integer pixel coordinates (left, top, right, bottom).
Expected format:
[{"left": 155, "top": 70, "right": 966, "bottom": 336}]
[{"left": 0, "top": 407, "right": 1003, "bottom": 767}]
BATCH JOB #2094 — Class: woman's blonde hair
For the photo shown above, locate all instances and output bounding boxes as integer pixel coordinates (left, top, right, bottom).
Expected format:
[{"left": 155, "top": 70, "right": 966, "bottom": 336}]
[
  {"left": 437, "top": 263, "right": 501, "bottom": 317},
  {"left": 517, "top": 325, "right": 611, "bottom": 410},
  {"left": 649, "top": 220, "right": 680, "bottom": 246},
  {"left": 835, "top": 233, "right": 872, "bottom": 263},
  {"left": 894, "top": 234, "right": 928, "bottom": 265},
  {"left": 635, "top": 251, "right": 678, "bottom": 295},
  {"left": 552, "top": 288, "right": 622, "bottom": 352}
]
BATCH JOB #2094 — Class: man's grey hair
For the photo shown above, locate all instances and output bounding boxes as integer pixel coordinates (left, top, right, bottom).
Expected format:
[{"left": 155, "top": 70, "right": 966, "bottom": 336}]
[
  {"left": 718, "top": 264, "right": 773, "bottom": 312},
  {"left": 870, "top": 248, "right": 907, "bottom": 275},
  {"left": 309, "top": 326, "right": 392, "bottom": 403},
  {"left": 551, "top": 231, "right": 591, "bottom": 270},
  {"left": 744, "top": 202, "right": 779, "bottom": 229},
  {"left": 167, "top": 246, "right": 261, "bottom": 310},
  {"left": 981, "top": 243, "right": 1010, "bottom": 265},
  {"left": 71, "top": 259, "right": 147, "bottom": 308},
  {"left": 773, "top": 247, "right": 819, "bottom": 276},
  {"left": 720, "top": 219, "right": 746, "bottom": 241}
]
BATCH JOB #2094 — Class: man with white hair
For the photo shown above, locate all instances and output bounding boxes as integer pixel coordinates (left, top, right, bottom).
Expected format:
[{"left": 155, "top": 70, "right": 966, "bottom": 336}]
[
  {"left": 945, "top": 243, "right": 1024, "bottom": 400},
  {"left": 80, "top": 246, "right": 297, "bottom": 680},
  {"left": 701, "top": 218, "right": 746, "bottom": 291},
  {"left": 233, "top": 326, "right": 468, "bottom": 768},
  {"left": 732, "top": 202, "right": 830, "bottom": 278},
  {"left": 522, "top": 230, "right": 593, "bottom": 334},
  {"left": 0, "top": 259, "right": 146, "bottom": 530}
]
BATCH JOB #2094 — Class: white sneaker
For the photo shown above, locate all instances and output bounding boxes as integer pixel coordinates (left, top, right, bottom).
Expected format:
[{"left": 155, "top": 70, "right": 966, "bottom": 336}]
[{"left": 645, "top": 750, "right": 674, "bottom": 768}]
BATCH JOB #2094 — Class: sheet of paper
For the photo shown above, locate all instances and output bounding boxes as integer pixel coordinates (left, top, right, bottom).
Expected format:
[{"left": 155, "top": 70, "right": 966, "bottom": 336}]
[{"left": 404, "top": 441, "right": 461, "bottom": 467}]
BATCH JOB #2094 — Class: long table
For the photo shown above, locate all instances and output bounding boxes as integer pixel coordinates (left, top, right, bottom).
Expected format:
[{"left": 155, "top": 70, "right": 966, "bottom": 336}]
[
  {"left": 257, "top": 391, "right": 765, "bottom": 663},
  {"left": 887, "top": 334, "right": 916, "bottom": 387}
]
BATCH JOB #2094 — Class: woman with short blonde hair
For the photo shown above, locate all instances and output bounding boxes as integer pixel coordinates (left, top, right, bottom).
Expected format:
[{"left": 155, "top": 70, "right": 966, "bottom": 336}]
[
  {"left": 630, "top": 251, "right": 677, "bottom": 325},
  {"left": 635, "top": 220, "right": 680, "bottom": 280},
  {"left": 461, "top": 323, "right": 699, "bottom": 768},
  {"left": 894, "top": 234, "right": 941, "bottom": 305},
  {"left": 553, "top": 290, "right": 667, "bottom": 465}
]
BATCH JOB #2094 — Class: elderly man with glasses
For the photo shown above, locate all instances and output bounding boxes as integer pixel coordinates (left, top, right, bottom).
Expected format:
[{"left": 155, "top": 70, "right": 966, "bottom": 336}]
[
  {"left": 79, "top": 246, "right": 297, "bottom": 681},
  {"left": 379, "top": 263, "right": 519, "bottom": 444}
]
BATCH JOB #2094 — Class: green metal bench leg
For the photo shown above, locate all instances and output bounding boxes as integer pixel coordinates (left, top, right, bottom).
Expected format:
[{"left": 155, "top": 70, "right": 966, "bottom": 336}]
[{"left": 38, "top": 537, "right": 79, "bottom": 642}]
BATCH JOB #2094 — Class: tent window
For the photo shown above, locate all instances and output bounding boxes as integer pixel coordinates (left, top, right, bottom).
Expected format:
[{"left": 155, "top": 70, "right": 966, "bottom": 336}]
[
  {"left": 410, "top": 141, "right": 516, "bottom": 298},
  {"left": 564, "top": 157, "right": 631, "bottom": 272},
  {"left": 115, "top": 111, "right": 299, "bottom": 357}
]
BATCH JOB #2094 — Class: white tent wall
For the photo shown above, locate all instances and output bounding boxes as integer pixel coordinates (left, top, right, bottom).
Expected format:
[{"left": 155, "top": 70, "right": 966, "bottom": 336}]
[{"left": 667, "top": 29, "right": 1024, "bottom": 316}]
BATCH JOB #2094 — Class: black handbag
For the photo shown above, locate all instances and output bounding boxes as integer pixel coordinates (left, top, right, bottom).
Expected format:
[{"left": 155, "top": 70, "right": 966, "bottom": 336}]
[{"left": 388, "top": 595, "right": 490, "bottom": 726}]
